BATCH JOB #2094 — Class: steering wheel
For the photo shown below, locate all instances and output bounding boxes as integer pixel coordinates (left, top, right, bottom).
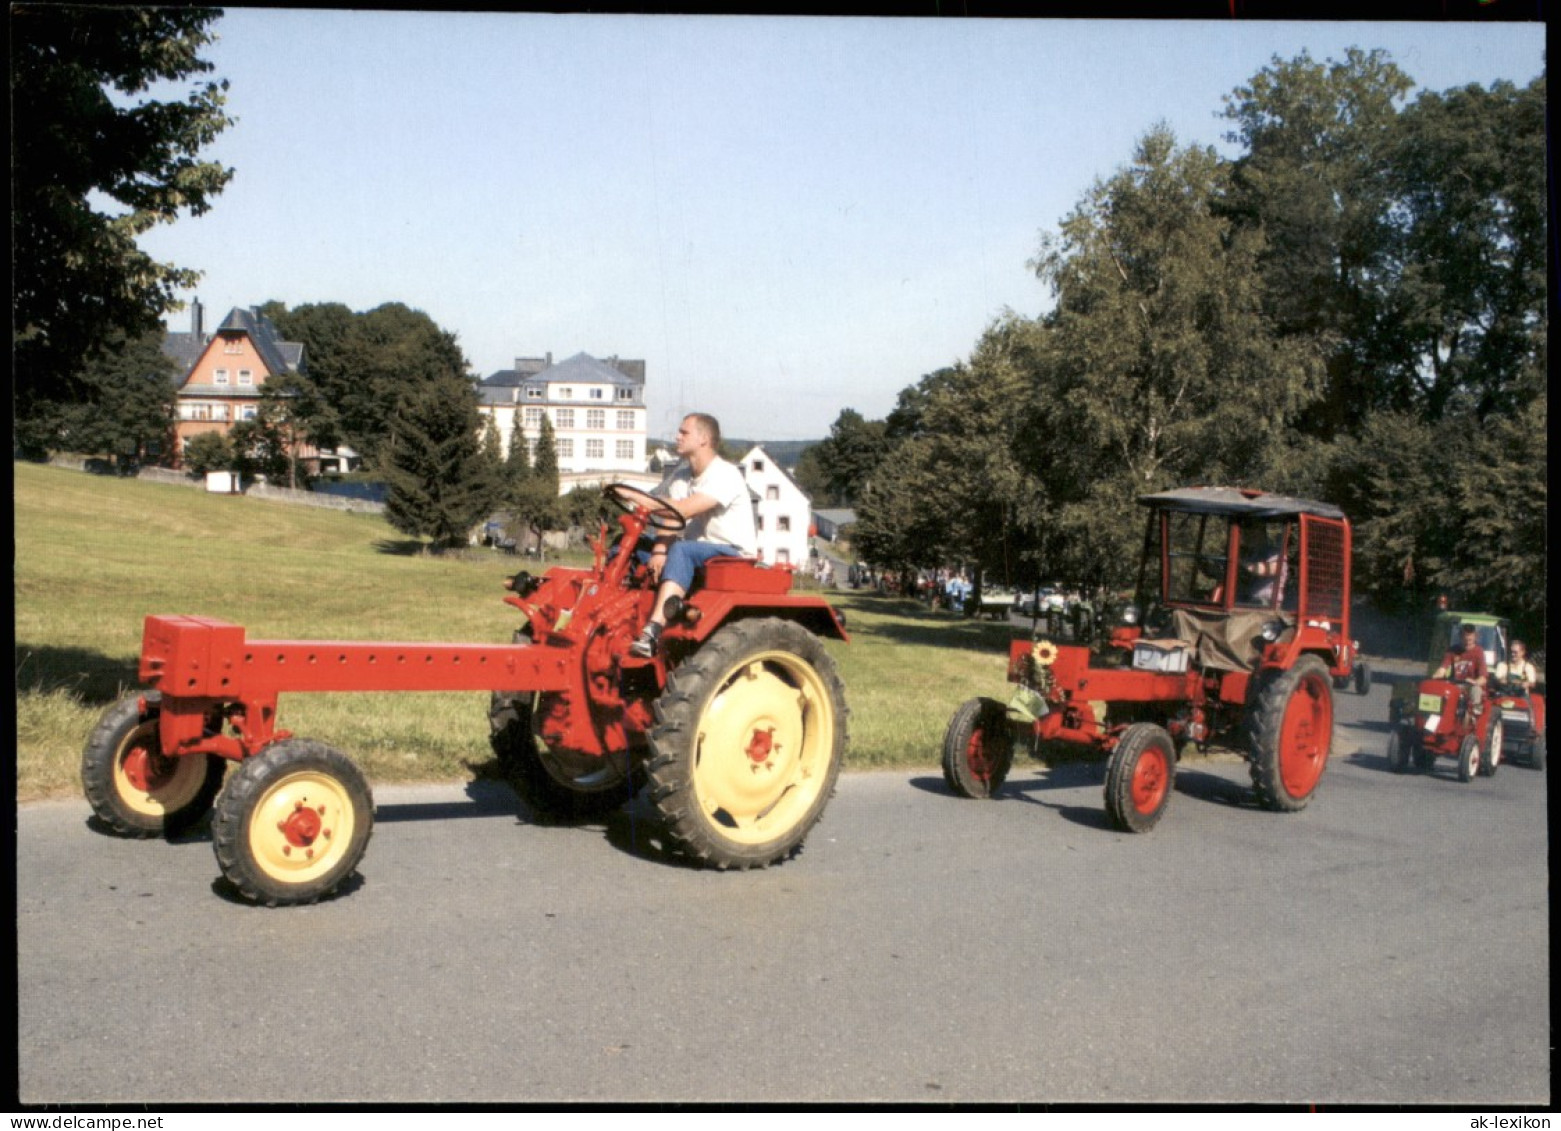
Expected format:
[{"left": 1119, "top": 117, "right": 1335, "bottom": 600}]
[{"left": 603, "top": 483, "right": 686, "bottom": 532}]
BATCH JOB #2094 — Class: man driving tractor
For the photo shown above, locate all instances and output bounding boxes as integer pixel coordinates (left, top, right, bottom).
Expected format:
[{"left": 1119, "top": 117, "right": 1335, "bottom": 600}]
[
  {"left": 629, "top": 412, "right": 759, "bottom": 659},
  {"left": 1436, "top": 623, "right": 1490, "bottom": 722}
]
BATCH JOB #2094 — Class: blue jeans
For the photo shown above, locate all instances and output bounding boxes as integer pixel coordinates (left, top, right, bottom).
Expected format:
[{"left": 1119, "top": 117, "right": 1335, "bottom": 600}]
[{"left": 660, "top": 540, "right": 745, "bottom": 592}]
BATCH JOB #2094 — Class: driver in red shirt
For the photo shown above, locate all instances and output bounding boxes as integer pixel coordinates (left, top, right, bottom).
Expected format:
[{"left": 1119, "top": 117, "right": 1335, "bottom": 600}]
[{"left": 1435, "top": 623, "right": 1489, "bottom": 720}]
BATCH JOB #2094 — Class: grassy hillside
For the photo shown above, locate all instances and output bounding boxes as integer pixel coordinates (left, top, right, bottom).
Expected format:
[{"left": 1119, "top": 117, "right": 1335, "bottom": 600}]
[{"left": 15, "top": 462, "right": 1015, "bottom": 800}]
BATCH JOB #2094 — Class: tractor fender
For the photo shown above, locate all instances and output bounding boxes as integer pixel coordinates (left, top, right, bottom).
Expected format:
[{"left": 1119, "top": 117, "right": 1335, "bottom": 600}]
[{"left": 676, "top": 592, "right": 849, "bottom": 644}]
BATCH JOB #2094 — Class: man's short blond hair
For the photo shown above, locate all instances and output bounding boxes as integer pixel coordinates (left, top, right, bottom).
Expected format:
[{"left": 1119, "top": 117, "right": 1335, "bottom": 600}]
[{"left": 685, "top": 412, "right": 722, "bottom": 449}]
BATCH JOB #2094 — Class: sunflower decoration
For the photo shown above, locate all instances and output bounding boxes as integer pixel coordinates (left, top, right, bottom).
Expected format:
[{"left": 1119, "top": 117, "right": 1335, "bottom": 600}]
[{"left": 1031, "top": 639, "right": 1060, "bottom": 667}]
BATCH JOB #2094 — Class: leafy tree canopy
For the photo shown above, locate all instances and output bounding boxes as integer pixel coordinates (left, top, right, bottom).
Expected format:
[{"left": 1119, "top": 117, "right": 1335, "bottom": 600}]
[
  {"left": 13, "top": 5, "right": 233, "bottom": 417},
  {"left": 261, "top": 301, "right": 470, "bottom": 467}
]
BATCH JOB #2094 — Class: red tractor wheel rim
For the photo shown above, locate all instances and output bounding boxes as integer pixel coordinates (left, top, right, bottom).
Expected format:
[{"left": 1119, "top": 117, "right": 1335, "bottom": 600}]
[
  {"left": 1279, "top": 670, "right": 1333, "bottom": 797},
  {"left": 121, "top": 742, "right": 176, "bottom": 793},
  {"left": 965, "top": 727, "right": 995, "bottom": 783},
  {"left": 1131, "top": 745, "right": 1170, "bottom": 814}
]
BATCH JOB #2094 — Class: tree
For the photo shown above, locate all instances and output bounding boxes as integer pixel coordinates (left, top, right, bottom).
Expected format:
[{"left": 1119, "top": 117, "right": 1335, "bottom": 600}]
[
  {"left": 505, "top": 416, "right": 563, "bottom": 554},
  {"left": 1220, "top": 49, "right": 1413, "bottom": 438},
  {"left": 13, "top": 5, "right": 233, "bottom": 419},
  {"left": 1023, "top": 125, "right": 1327, "bottom": 589},
  {"left": 381, "top": 377, "right": 501, "bottom": 551},
  {"left": 1381, "top": 73, "right": 1547, "bottom": 423},
  {"left": 808, "top": 409, "right": 892, "bottom": 507},
  {"left": 228, "top": 405, "right": 295, "bottom": 487},
  {"left": 38, "top": 328, "right": 176, "bottom": 467},
  {"left": 180, "top": 431, "right": 233, "bottom": 478},
  {"left": 263, "top": 301, "right": 471, "bottom": 467}
]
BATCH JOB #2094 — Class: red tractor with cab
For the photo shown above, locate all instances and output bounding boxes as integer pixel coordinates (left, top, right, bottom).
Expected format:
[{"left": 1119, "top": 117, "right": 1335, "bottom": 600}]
[
  {"left": 943, "top": 487, "right": 1360, "bottom": 832},
  {"left": 81, "top": 484, "right": 849, "bottom": 905}
]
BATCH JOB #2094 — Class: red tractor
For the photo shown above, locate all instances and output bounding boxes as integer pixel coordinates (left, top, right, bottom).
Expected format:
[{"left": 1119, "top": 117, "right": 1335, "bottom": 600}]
[
  {"left": 80, "top": 485, "right": 849, "bottom": 905},
  {"left": 1387, "top": 671, "right": 1545, "bottom": 780},
  {"left": 943, "top": 487, "right": 1359, "bottom": 832}
]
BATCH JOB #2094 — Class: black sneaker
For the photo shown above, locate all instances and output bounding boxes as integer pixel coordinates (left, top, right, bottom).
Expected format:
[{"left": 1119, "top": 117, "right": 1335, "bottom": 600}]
[{"left": 629, "top": 624, "right": 661, "bottom": 659}]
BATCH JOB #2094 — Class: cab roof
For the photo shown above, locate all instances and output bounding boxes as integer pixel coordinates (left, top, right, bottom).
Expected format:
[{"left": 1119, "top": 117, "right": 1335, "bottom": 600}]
[{"left": 1138, "top": 486, "right": 1345, "bottom": 521}]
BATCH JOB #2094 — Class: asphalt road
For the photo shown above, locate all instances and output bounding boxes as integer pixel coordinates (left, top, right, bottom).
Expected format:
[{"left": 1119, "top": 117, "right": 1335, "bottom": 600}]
[{"left": 17, "top": 665, "right": 1550, "bottom": 1106}]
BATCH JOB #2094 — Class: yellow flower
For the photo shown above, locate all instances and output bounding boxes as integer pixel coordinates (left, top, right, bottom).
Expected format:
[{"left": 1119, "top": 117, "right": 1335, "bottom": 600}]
[{"left": 1032, "top": 640, "right": 1059, "bottom": 667}]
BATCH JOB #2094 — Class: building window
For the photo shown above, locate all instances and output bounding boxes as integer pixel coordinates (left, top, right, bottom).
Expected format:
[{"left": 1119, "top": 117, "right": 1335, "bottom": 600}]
[
  {"left": 766, "top": 485, "right": 780, "bottom": 500},
  {"left": 756, "top": 515, "right": 765, "bottom": 531},
  {"left": 557, "top": 387, "right": 573, "bottom": 400},
  {"left": 556, "top": 438, "right": 574, "bottom": 459},
  {"left": 752, "top": 459, "right": 765, "bottom": 472},
  {"left": 223, "top": 339, "right": 243, "bottom": 355},
  {"left": 555, "top": 409, "right": 575, "bottom": 429},
  {"left": 237, "top": 405, "right": 257, "bottom": 420},
  {"left": 616, "top": 410, "right": 635, "bottom": 430},
  {"left": 615, "top": 440, "right": 634, "bottom": 459},
  {"left": 526, "top": 386, "right": 543, "bottom": 399},
  {"left": 776, "top": 549, "right": 790, "bottom": 565},
  {"left": 586, "top": 439, "right": 604, "bottom": 460},
  {"left": 586, "top": 409, "right": 605, "bottom": 430},
  {"left": 617, "top": 388, "right": 635, "bottom": 401},
  {"left": 590, "top": 388, "right": 604, "bottom": 400},
  {"left": 778, "top": 516, "right": 791, "bottom": 532},
  {"left": 213, "top": 369, "right": 229, "bottom": 385},
  {"left": 237, "top": 370, "right": 254, "bottom": 386},
  {"left": 524, "top": 407, "right": 544, "bottom": 427}
]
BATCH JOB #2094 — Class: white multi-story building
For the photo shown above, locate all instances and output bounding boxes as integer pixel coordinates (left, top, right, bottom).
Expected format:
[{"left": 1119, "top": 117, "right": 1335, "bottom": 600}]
[
  {"left": 477, "top": 352, "right": 648, "bottom": 487},
  {"left": 738, "top": 446, "right": 811, "bottom": 568}
]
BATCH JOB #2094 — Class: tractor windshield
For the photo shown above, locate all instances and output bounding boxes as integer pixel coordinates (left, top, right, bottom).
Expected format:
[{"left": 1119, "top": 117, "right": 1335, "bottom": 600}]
[{"left": 1162, "top": 511, "right": 1226, "bottom": 606}]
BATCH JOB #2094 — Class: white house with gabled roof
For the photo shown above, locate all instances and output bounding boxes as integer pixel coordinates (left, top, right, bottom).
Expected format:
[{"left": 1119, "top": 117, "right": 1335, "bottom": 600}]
[{"left": 738, "top": 446, "right": 811, "bottom": 568}]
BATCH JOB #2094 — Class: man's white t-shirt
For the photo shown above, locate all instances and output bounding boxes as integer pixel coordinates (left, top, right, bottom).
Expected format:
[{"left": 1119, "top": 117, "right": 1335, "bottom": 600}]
[{"left": 658, "top": 457, "right": 758, "bottom": 556}]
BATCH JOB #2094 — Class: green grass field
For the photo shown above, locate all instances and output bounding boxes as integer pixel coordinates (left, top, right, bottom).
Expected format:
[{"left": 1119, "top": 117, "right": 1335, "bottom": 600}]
[{"left": 15, "top": 461, "right": 1019, "bottom": 801}]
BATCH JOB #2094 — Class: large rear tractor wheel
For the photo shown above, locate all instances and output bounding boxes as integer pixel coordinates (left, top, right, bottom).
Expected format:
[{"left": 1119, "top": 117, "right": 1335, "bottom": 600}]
[
  {"left": 1385, "top": 729, "right": 1407, "bottom": 774},
  {"left": 941, "top": 697, "right": 1014, "bottom": 799},
  {"left": 490, "top": 690, "right": 642, "bottom": 819},
  {"left": 1457, "top": 735, "right": 1480, "bottom": 783},
  {"left": 1103, "top": 723, "right": 1176, "bottom": 833},
  {"left": 81, "top": 692, "right": 226, "bottom": 838},
  {"left": 1481, "top": 718, "right": 1503, "bottom": 777},
  {"left": 212, "top": 739, "right": 373, "bottom": 907},
  {"left": 1248, "top": 654, "right": 1334, "bottom": 812},
  {"left": 647, "top": 618, "right": 847, "bottom": 869}
]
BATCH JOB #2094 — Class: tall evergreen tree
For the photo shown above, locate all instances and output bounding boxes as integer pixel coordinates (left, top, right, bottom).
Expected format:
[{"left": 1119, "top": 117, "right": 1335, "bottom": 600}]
[{"left": 381, "top": 377, "right": 500, "bottom": 551}]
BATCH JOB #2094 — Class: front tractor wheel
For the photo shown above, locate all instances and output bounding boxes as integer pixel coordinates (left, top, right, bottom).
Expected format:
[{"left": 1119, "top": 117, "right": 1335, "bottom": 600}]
[
  {"left": 1103, "top": 723, "right": 1176, "bottom": 833},
  {"left": 212, "top": 739, "right": 373, "bottom": 906},
  {"left": 1481, "top": 718, "right": 1503, "bottom": 777},
  {"left": 942, "top": 697, "right": 1014, "bottom": 799},
  {"left": 647, "top": 618, "right": 847, "bottom": 869},
  {"left": 490, "top": 691, "right": 642, "bottom": 820},
  {"left": 1248, "top": 655, "right": 1334, "bottom": 812},
  {"left": 1385, "top": 729, "right": 1407, "bottom": 774},
  {"left": 1457, "top": 735, "right": 1480, "bottom": 783},
  {"left": 1354, "top": 661, "right": 1372, "bottom": 696},
  {"left": 81, "top": 692, "right": 226, "bottom": 837}
]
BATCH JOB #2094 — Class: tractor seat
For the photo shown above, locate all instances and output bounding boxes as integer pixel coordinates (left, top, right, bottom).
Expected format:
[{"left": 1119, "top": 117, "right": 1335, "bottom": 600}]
[{"left": 697, "top": 555, "right": 793, "bottom": 596}]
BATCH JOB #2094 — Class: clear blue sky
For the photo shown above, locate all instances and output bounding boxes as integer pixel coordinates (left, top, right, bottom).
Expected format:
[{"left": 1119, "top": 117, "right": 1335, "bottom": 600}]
[{"left": 135, "top": 12, "right": 1545, "bottom": 441}]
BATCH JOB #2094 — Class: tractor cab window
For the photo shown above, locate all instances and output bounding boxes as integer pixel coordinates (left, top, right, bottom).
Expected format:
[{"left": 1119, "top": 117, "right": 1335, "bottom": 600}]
[
  {"left": 1163, "top": 511, "right": 1226, "bottom": 605},
  {"left": 1233, "top": 519, "right": 1295, "bottom": 611}
]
